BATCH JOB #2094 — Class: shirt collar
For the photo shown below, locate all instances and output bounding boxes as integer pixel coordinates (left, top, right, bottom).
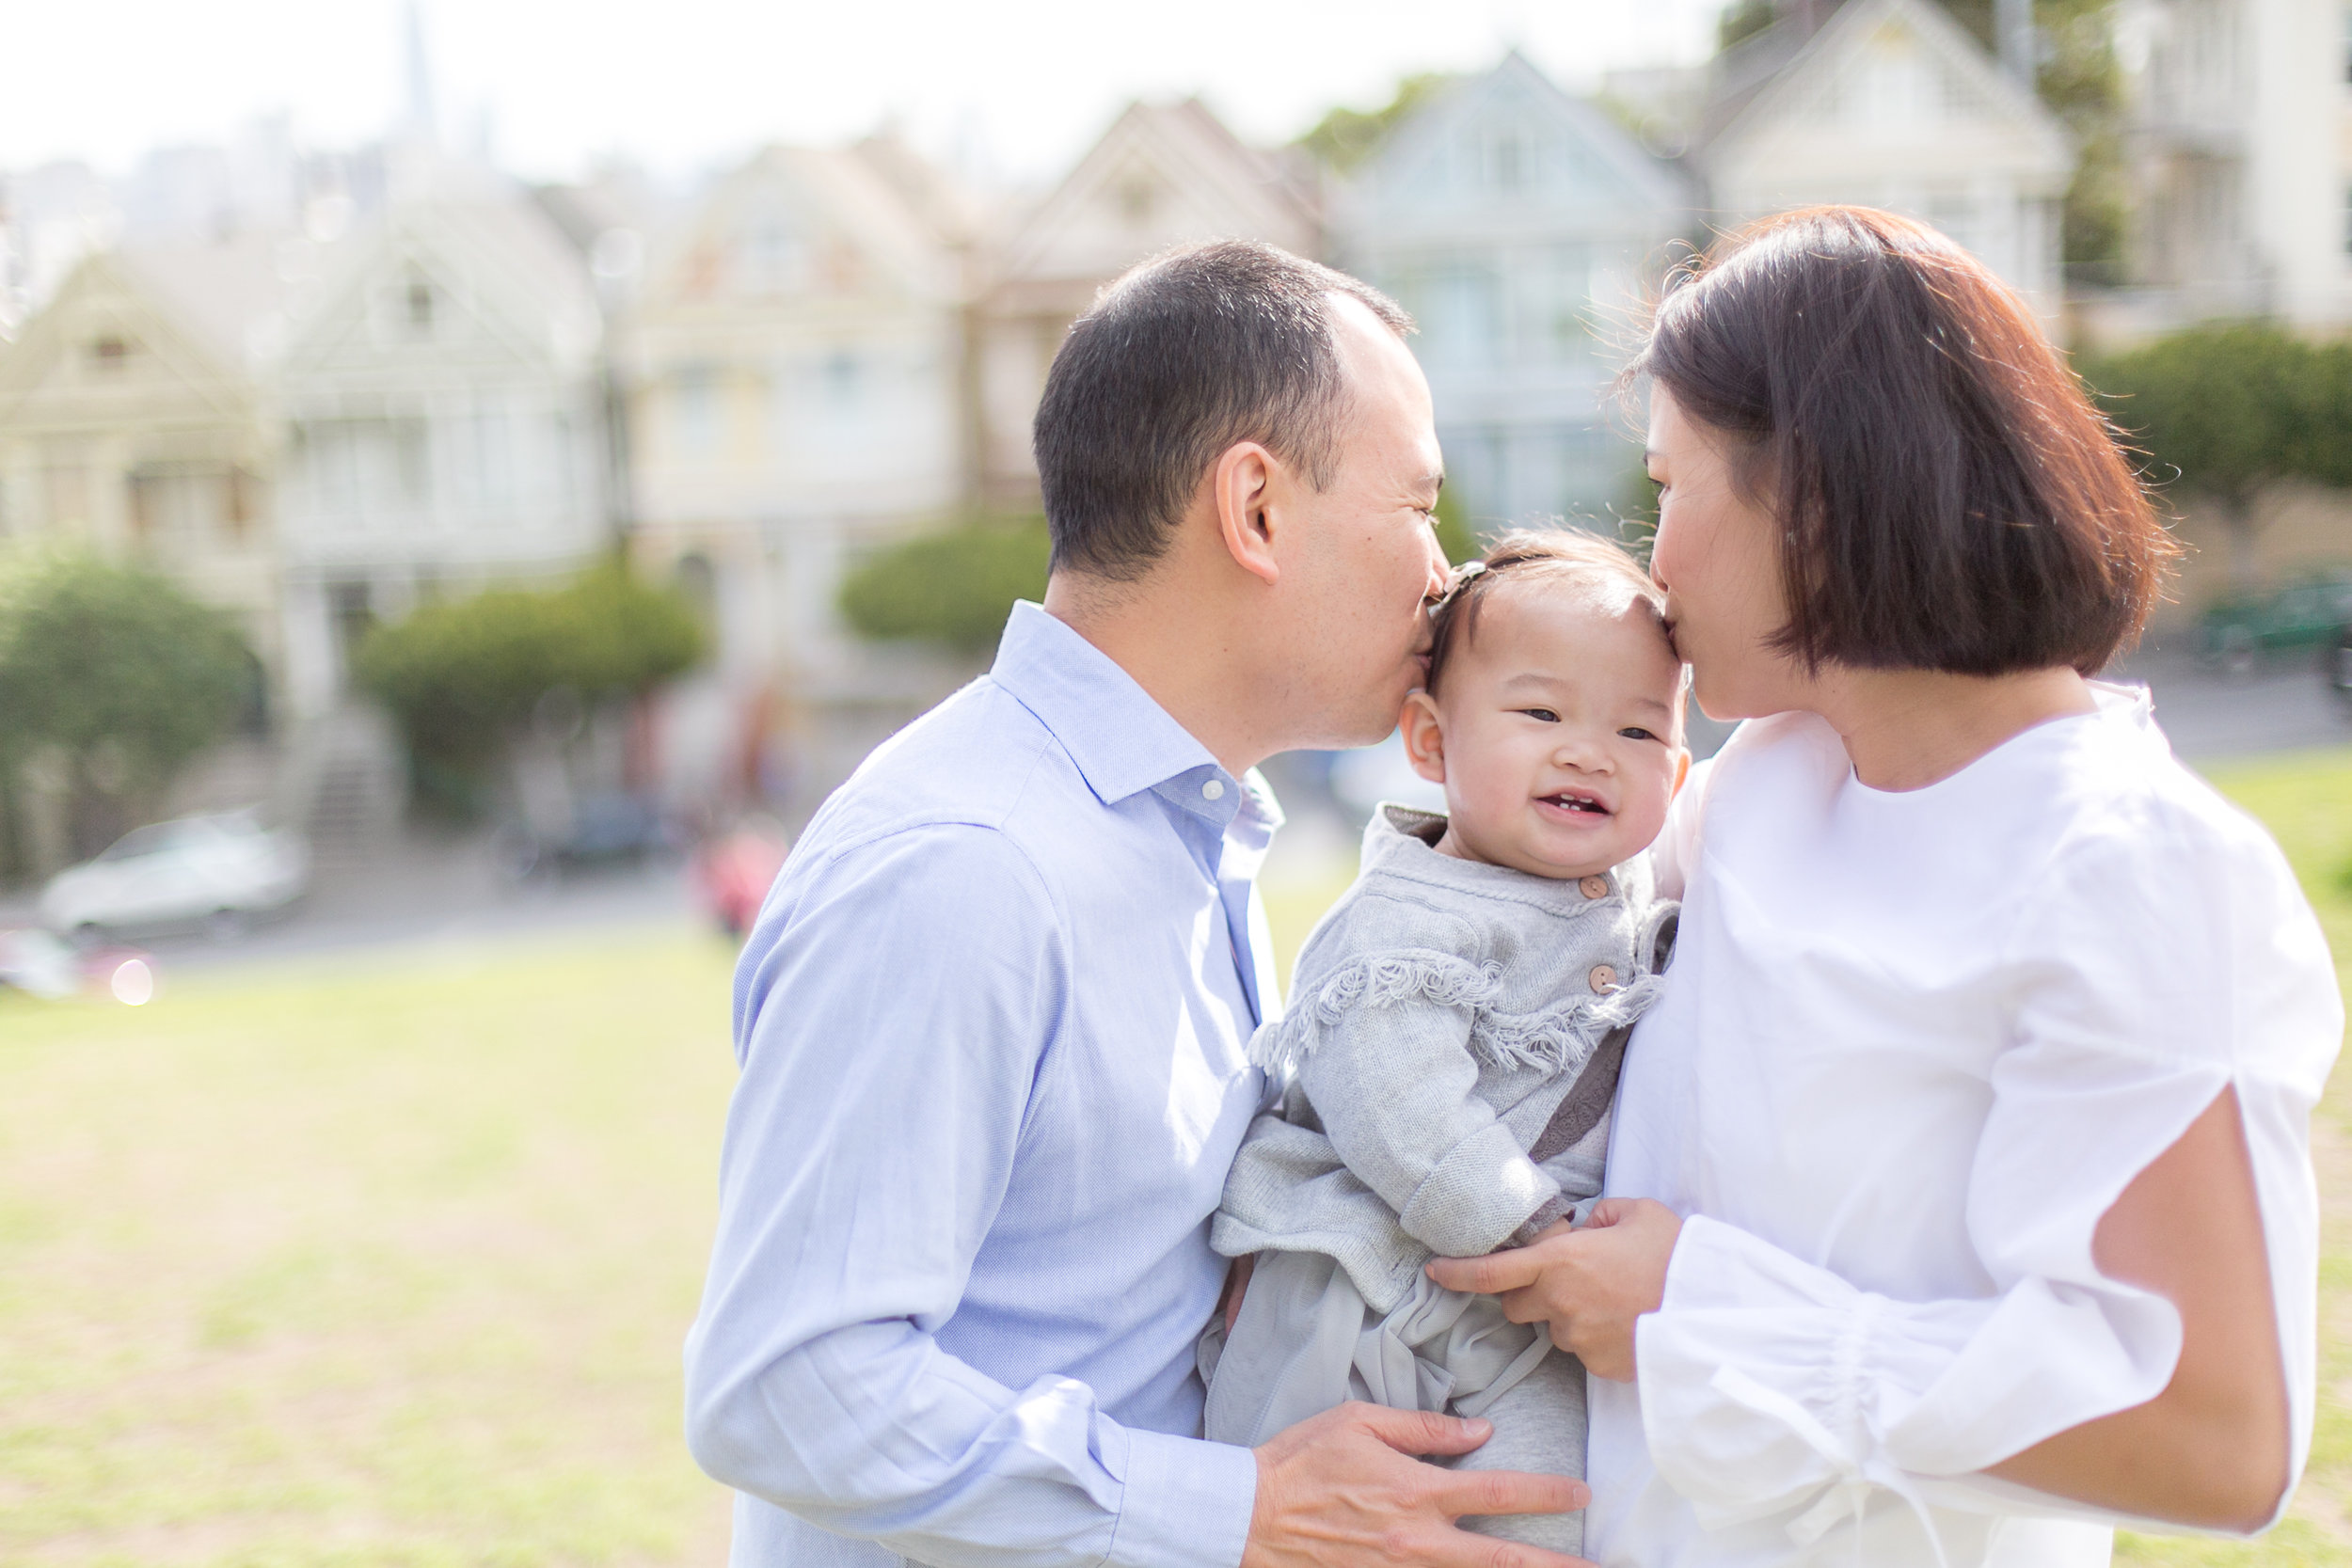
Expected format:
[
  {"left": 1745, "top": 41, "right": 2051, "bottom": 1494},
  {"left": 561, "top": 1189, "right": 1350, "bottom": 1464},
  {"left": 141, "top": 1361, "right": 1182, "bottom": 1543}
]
[{"left": 990, "top": 601, "right": 1228, "bottom": 809}]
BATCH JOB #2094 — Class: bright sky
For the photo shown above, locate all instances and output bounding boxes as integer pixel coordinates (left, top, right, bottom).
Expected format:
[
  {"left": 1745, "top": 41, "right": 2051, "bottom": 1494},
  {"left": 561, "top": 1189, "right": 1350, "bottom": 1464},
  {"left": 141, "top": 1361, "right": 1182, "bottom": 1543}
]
[{"left": 5, "top": 0, "right": 1724, "bottom": 186}]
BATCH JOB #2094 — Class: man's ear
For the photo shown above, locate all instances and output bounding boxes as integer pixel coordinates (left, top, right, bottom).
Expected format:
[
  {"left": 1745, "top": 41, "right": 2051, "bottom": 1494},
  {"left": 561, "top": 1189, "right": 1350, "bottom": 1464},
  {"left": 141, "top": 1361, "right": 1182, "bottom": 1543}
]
[
  {"left": 1209, "top": 441, "right": 1281, "bottom": 587},
  {"left": 1400, "top": 691, "right": 1447, "bottom": 784},
  {"left": 1671, "top": 748, "right": 1692, "bottom": 798}
]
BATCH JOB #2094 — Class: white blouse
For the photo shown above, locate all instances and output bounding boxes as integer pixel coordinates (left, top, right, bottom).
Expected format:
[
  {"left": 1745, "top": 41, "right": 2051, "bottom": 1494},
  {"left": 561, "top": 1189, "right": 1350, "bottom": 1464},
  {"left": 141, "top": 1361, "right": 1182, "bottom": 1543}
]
[{"left": 1587, "top": 684, "right": 2343, "bottom": 1567}]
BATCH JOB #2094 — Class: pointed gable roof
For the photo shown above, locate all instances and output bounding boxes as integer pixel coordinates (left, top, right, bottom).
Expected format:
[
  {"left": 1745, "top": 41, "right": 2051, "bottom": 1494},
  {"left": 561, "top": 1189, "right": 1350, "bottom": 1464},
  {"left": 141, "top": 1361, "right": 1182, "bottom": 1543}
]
[
  {"left": 1699, "top": 0, "right": 2071, "bottom": 173},
  {"left": 1345, "top": 51, "right": 1696, "bottom": 239},
  {"left": 639, "top": 142, "right": 961, "bottom": 316},
  {"left": 0, "top": 239, "right": 290, "bottom": 426},
  {"left": 278, "top": 189, "right": 602, "bottom": 384},
  {"left": 987, "top": 100, "right": 1319, "bottom": 314}
]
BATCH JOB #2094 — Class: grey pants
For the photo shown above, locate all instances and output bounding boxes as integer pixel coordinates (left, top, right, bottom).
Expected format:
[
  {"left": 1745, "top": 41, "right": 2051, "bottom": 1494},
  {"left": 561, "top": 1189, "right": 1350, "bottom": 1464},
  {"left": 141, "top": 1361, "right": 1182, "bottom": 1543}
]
[{"left": 1200, "top": 1249, "right": 1587, "bottom": 1557}]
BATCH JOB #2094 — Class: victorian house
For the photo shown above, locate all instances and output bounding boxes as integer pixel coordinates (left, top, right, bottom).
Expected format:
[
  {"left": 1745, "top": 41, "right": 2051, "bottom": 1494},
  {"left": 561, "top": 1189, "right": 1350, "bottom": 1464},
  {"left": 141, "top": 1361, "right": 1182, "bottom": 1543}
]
[
  {"left": 1327, "top": 53, "right": 1697, "bottom": 530},
  {"left": 0, "top": 237, "right": 291, "bottom": 693},
  {"left": 613, "top": 138, "right": 972, "bottom": 809},
  {"left": 271, "top": 170, "right": 610, "bottom": 721},
  {"left": 1692, "top": 0, "right": 2075, "bottom": 325},
  {"left": 2098, "top": 0, "right": 2351, "bottom": 336},
  {"left": 974, "top": 101, "right": 1321, "bottom": 508}
]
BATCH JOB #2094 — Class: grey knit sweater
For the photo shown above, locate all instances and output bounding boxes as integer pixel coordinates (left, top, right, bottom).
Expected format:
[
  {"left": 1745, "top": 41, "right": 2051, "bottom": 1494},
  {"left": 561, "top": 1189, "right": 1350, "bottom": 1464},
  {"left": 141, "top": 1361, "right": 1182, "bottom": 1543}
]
[{"left": 1213, "top": 804, "right": 1677, "bottom": 1312}]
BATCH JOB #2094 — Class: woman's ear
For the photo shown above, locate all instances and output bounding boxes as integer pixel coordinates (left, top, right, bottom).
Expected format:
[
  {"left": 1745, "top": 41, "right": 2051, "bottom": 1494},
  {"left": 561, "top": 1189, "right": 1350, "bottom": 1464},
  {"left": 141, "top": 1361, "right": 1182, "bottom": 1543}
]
[{"left": 1401, "top": 692, "right": 1447, "bottom": 784}]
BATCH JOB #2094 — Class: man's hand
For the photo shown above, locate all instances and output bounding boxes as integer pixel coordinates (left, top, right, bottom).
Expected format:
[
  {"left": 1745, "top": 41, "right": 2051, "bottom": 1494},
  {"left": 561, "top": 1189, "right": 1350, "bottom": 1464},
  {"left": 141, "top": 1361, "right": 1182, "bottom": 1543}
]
[
  {"left": 1242, "top": 1402, "right": 1594, "bottom": 1568},
  {"left": 1424, "top": 1198, "right": 1682, "bottom": 1381}
]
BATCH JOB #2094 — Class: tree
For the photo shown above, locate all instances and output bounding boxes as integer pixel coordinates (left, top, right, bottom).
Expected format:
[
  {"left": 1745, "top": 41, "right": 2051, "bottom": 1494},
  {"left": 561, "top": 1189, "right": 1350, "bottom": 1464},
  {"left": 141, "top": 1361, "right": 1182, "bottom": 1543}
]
[
  {"left": 1718, "top": 0, "right": 1778, "bottom": 51},
  {"left": 0, "top": 555, "right": 256, "bottom": 861},
  {"left": 1296, "top": 74, "right": 1454, "bottom": 173},
  {"left": 837, "top": 516, "right": 1053, "bottom": 656},
  {"left": 2082, "top": 324, "right": 2326, "bottom": 586},
  {"left": 353, "top": 562, "right": 705, "bottom": 787}
]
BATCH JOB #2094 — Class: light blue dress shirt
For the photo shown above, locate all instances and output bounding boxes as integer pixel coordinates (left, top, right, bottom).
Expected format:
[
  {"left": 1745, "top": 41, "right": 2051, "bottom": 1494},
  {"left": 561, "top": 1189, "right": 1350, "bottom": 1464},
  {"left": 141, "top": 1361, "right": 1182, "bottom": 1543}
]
[{"left": 686, "top": 602, "right": 1282, "bottom": 1568}]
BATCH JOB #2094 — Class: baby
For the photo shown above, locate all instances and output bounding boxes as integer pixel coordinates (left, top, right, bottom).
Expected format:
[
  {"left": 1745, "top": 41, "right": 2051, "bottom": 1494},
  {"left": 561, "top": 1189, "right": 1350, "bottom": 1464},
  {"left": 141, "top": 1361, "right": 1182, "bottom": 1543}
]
[{"left": 1201, "top": 529, "right": 1688, "bottom": 1557}]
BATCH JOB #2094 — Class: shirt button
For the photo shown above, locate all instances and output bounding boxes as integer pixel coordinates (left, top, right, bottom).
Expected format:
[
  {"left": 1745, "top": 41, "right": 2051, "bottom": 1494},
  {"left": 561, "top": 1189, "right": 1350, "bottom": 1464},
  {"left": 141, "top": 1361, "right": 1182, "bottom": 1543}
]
[
  {"left": 1578, "top": 875, "right": 1610, "bottom": 900},
  {"left": 1200, "top": 778, "right": 1226, "bottom": 800},
  {"left": 1588, "top": 964, "right": 1618, "bottom": 994}
]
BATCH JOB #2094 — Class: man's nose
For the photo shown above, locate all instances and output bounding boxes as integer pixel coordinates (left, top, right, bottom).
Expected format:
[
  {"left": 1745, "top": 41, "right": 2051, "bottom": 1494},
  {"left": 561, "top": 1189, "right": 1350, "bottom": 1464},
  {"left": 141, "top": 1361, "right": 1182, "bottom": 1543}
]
[{"left": 1422, "top": 531, "right": 1451, "bottom": 597}]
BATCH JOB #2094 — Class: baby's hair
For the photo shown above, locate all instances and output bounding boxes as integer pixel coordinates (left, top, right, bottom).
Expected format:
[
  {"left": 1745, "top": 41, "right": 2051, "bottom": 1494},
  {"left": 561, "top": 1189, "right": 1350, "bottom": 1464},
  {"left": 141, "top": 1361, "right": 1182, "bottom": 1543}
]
[{"left": 1423, "top": 528, "right": 1670, "bottom": 700}]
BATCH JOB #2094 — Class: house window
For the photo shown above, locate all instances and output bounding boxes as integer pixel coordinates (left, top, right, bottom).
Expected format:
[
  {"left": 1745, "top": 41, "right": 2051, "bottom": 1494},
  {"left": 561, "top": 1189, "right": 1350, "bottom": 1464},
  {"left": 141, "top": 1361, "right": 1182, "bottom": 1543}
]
[
  {"left": 824, "top": 351, "right": 861, "bottom": 409},
  {"left": 674, "top": 366, "right": 722, "bottom": 455},
  {"left": 1118, "top": 175, "right": 1155, "bottom": 226},
  {"left": 405, "top": 274, "right": 435, "bottom": 337},
  {"left": 89, "top": 336, "right": 130, "bottom": 372},
  {"left": 739, "top": 212, "right": 806, "bottom": 294},
  {"left": 1487, "top": 129, "right": 1528, "bottom": 191}
]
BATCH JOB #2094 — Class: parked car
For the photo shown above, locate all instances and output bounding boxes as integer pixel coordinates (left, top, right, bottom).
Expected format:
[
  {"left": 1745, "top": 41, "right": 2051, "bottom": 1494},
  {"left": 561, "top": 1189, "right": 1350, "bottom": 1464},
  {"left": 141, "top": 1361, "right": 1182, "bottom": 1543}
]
[
  {"left": 494, "top": 792, "right": 679, "bottom": 882},
  {"left": 0, "top": 927, "right": 156, "bottom": 1004},
  {"left": 2200, "top": 574, "right": 2352, "bottom": 673},
  {"left": 39, "top": 811, "right": 308, "bottom": 942}
]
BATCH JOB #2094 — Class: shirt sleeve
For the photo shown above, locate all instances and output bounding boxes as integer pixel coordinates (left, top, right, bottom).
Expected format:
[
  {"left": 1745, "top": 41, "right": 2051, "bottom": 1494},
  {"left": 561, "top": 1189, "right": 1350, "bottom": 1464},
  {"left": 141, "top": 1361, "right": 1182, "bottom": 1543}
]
[
  {"left": 1632, "top": 801, "right": 2341, "bottom": 1544},
  {"left": 1289, "top": 920, "right": 1559, "bottom": 1259},
  {"left": 683, "top": 824, "right": 1259, "bottom": 1568}
]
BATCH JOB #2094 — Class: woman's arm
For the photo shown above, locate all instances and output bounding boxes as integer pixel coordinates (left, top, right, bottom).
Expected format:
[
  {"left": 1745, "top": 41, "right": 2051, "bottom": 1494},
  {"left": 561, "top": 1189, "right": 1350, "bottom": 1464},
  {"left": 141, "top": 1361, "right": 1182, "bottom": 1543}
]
[
  {"left": 1429, "top": 1086, "right": 2291, "bottom": 1532},
  {"left": 1990, "top": 1085, "right": 2289, "bottom": 1529}
]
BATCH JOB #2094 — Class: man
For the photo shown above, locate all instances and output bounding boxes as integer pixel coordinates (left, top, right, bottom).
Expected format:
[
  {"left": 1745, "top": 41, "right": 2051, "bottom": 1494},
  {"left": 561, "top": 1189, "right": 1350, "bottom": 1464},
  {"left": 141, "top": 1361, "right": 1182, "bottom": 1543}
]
[{"left": 684, "top": 241, "right": 1591, "bottom": 1568}]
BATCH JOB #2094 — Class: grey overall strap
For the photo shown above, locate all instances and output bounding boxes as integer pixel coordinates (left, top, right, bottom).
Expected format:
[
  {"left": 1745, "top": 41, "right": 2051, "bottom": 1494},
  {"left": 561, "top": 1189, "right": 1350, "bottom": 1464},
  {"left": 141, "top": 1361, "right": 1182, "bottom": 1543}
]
[{"left": 1527, "top": 1024, "right": 1631, "bottom": 1165}]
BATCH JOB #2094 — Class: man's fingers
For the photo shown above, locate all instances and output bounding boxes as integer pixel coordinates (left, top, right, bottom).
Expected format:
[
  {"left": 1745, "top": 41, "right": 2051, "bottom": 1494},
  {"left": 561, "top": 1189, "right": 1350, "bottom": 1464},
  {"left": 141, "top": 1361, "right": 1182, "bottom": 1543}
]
[
  {"left": 1424, "top": 1465, "right": 1591, "bottom": 1522},
  {"left": 1426, "top": 1248, "right": 1544, "bottom": 1294},
  {"left": 1347, "top": 1401, "right": 1495, "bottom": 1457},
  {"left": 1412, "top": 1528, "right": 1597, "bottom": 1568}
]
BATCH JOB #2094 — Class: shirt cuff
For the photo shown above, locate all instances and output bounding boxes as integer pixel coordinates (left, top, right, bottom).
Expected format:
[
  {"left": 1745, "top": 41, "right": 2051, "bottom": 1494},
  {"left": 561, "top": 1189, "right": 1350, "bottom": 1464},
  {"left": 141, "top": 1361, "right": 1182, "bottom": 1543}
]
[{"left": 1105, "top": 1427, "right": 1258, "bottom": 1568}]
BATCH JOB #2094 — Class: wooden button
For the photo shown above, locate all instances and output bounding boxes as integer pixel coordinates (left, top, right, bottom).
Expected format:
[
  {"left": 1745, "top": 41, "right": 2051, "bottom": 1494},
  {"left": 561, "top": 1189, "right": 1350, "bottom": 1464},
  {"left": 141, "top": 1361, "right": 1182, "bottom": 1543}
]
[
  {"left": 1579, "top": 876, "right": 1611, "bottom": 900},
  {"left": 1588, "top": 964, "right": 1618, "bottom": 994}
]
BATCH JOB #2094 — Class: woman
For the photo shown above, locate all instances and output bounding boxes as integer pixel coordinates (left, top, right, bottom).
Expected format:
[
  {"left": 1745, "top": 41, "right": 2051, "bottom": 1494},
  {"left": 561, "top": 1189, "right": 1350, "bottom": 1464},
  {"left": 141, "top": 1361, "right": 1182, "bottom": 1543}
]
[{"left": 1431, "top": 207, "right": 2343, "bottom": 1564}]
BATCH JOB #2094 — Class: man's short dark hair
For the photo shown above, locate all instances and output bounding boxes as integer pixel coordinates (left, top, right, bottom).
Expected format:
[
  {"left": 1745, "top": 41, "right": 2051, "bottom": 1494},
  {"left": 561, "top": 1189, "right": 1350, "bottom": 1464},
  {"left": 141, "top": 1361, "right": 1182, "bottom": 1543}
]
[
  {"left": 1033, "top": 240, "right": 1413, "bottom": 581},
  {"left": 1630, "top": 206, "right": 2173, "bottom": 676}
]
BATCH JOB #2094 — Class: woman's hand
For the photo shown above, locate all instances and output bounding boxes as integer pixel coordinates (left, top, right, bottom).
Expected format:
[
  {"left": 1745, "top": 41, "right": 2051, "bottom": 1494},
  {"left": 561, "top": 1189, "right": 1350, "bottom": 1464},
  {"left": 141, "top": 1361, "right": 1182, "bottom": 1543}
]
[{"left": 1425, "top": 1198, "right": 1682, "bottom": 1380}]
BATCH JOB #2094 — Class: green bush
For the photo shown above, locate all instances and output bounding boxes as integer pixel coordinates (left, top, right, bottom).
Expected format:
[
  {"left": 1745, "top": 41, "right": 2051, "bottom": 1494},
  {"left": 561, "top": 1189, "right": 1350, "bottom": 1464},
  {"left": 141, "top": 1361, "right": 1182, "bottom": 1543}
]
[
  {"left": 0, "top": 554, "right": 254, "bottom": 861},
  {"left": 353, "top": 563, "right": 704, "bottom": 769},
  {"left": 837, "top": 517, "right": 1052, "bottom": 656},
  {"left": 2081, "top": 323, "right": 2350, "bottom": 584},
  {"left": 834, "top": 499, "right": 1481, "bottom": 655}
]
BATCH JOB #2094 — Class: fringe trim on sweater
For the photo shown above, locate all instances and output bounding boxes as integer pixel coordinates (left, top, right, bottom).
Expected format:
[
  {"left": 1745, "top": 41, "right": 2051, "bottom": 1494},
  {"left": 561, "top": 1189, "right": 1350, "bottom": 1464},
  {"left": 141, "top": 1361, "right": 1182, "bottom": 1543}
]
[{"left": 1247, "top": 950, "right": 1663, "bottom": 1080}]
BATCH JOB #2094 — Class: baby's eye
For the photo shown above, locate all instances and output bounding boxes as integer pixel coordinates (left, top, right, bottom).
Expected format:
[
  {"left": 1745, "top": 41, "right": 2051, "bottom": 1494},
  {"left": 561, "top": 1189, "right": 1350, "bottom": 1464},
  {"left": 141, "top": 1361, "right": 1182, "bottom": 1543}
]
[
  {"left": 1619, "top": 726, "right": 1660, "bottom": 742},
  {"left": 1518, "top": 708, "right": 1560, "bottom": 723}
]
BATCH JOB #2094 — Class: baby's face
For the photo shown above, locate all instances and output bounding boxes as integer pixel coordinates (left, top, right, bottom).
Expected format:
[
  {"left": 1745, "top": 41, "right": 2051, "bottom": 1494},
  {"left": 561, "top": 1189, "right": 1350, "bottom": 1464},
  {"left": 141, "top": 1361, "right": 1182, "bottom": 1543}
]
[{"left": 1403, "top": 578, "right": 1688, "bottom": 880}]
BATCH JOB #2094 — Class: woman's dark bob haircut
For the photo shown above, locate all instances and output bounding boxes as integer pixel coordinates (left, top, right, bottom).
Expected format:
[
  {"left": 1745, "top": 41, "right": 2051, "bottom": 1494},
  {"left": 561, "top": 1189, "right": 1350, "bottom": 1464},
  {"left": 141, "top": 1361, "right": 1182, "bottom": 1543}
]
[{"left": 1629, "top": 206, "right": 2173, "bottom": 676}]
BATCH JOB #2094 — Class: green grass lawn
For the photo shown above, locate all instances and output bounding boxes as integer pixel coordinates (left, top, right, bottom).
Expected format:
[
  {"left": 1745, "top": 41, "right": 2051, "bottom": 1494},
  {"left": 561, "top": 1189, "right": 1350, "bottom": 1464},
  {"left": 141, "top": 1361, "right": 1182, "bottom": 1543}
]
[
  {"left": 1, "top": 747, "right": 2347, "bottom": 1567},
  {"left": 0, "top": 934, "right": 744, "bottom": 1567}
]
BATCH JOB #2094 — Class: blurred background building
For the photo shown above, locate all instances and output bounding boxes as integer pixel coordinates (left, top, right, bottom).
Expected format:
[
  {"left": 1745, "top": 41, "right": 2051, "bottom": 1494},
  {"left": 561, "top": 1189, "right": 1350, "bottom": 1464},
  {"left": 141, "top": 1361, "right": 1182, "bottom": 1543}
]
[
  {"left": 1328, "top": 52, "right": 1697, "bottom": 526},
  {"left": 0, "top": 0, "right": 2348, "bottom": 886}
]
